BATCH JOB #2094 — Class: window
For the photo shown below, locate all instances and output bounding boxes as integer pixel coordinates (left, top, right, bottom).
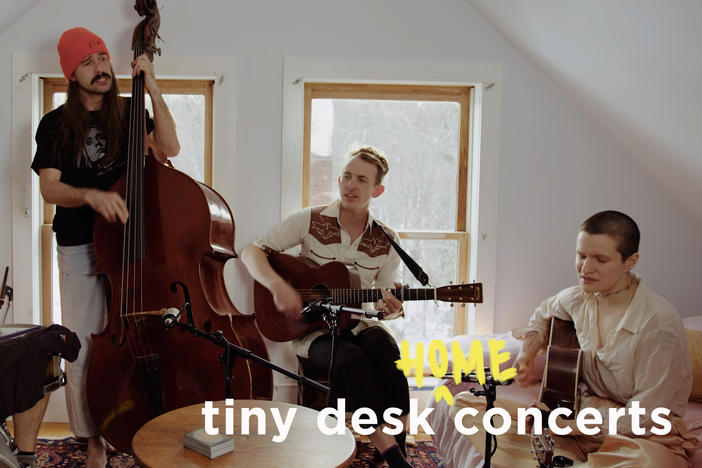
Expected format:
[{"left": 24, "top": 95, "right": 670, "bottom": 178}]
[
  {"left": 39, "top": 77, "right": 213, "bottom": 324},
  {"left": 303, "top": 82, "right": 473, "bottom": 346}
]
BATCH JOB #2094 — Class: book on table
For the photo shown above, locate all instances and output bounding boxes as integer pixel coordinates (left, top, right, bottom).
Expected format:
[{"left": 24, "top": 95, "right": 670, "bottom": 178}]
[{"left": 183, "top": 428, "right": 234, "bottom": 459}]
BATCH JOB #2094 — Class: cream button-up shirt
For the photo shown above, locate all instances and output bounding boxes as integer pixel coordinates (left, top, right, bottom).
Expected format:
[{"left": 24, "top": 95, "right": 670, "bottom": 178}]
[
  {"left": 513, "top": 275, "right": 692, "bottom": 436},
  {"left": 254, "top": 200, "right": 402, "bottom": 358}
]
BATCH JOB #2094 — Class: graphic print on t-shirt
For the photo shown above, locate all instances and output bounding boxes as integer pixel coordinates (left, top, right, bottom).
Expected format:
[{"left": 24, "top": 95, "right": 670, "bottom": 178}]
[{"left": 78, "top": 125, "right": 120, "bottom": 176}]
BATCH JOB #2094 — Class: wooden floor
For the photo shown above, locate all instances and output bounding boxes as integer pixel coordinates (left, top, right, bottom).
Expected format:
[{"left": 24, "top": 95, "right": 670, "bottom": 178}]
[{"left": 5, "top": 421, "right": 71, "bottom": 439}]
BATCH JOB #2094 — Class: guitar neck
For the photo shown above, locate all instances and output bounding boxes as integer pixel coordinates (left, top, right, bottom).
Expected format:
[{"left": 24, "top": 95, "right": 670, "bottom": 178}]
[
  {"left": 296, "top": 282, "right": 481, "bottom": 305},
  {"left": 328, "top": 288, "right": 436, "bottom": 304}
]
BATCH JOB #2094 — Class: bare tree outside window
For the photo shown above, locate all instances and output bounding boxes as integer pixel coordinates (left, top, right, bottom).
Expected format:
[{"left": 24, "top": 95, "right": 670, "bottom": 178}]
[{"left": 306, "top": 83, "right": 473, "bottom": 349}]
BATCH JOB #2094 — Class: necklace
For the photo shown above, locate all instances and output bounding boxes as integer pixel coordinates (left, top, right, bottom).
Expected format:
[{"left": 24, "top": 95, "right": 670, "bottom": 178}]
[{"left": 594, "top": 274, "right": 635, "bottom": 298}]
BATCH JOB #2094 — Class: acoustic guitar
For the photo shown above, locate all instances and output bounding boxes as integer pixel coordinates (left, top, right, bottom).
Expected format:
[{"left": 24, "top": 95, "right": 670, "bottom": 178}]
[
  {"left": 532, "top": 317, "right": 582, "bottom": 467},
  {"left": 253, "top": 252, "right": 483, "bottom": 342}
]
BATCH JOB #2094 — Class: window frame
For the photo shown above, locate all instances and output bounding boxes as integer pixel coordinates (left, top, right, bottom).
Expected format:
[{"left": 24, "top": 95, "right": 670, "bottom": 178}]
[
  {"left": 39, "top": 77, "right": 214, "bottom": 325},
  {"left": 282, "top": 58, "right": 502, "bottom": 336},
  {"left": 302, "top": 82, "right": 473, "bottom": 334}
]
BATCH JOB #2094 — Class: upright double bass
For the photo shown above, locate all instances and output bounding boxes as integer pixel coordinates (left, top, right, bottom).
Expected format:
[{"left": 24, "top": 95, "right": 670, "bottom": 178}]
[{"left": 87, "top": 0, "right": 272, "bottom": 452}]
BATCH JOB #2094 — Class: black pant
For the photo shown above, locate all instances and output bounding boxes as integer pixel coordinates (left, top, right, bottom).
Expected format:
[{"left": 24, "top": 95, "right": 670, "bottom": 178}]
[{"left": 300, "top": 326, "right": 410, "bottom": 422}]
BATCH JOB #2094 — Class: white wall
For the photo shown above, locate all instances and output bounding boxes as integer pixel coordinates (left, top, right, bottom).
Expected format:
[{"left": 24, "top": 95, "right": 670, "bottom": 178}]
[{"left": 1, "top": 0, "right": 701, "bottom": 374}]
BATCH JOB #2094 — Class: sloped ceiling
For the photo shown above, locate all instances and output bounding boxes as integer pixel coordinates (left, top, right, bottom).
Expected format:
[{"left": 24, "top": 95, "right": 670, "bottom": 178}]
[
  {"left": 0, "top": 0, "right": 41, "bottom": 35},
  {"left": 465, "top": 0, "right": 702, "bottom": 222},
  {"left": 4, "top": 1, "right": 700, "bottom": 220}
]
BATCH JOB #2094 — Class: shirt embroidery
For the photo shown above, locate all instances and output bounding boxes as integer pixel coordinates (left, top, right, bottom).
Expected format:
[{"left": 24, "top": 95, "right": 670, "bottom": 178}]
[
  {"left": 358, "top": 223, "right": 391, "bottom": 257},
  {"left": 354, "top": 261, "right": 380, "bottom": 271},
  {"left": 310, "top": 250, "right": 336, "bottom": 261},
  {"left": 309, "top": 208, "right": 342, "bottom": 245}
]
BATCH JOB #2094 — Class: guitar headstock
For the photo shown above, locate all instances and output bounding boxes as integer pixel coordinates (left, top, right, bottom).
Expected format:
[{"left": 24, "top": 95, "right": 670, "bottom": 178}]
[{"left": 435, "top": 283, "right": 483, "bottom": 303}]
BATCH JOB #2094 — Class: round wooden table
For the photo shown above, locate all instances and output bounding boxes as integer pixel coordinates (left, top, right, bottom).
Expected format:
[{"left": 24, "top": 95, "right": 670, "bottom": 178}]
[{"left": 132, "top": 400, "right": 356, "bottom": 468}]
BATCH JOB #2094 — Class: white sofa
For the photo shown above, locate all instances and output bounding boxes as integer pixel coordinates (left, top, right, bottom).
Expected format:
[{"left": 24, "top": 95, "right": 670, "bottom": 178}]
[{"left": 426, "top": 317, "right": 702, "bottom": 468}]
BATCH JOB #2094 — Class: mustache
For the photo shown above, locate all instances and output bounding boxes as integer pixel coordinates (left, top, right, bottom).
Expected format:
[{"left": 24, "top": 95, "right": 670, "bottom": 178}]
[{"left": 91, "top": 73, "right": 111, "bottom": 84}]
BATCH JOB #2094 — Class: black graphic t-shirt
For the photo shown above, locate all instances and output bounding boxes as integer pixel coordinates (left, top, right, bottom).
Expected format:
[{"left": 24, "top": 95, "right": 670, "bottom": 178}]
[{"left": 31, "top": 99, "right": 154, "bottom": 246}]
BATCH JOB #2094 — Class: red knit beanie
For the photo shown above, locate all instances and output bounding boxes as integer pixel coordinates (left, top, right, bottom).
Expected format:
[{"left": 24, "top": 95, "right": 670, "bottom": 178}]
[{"left": 57, "top": 27, "right": 111, "bottom": 81}]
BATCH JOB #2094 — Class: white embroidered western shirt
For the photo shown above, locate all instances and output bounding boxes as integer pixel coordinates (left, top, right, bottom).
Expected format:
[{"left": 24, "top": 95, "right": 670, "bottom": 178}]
[
  {"left": 254, "top": 199, "right": 402, "bottom": 358},
  {"left": 513, "top": 275, "right": 692, "bottom": 436}
]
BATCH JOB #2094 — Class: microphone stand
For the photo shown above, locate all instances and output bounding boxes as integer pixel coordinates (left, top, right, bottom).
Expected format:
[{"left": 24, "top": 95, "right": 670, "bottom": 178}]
[
  {"left": 177, "top": 322, "right": 329, "bottom": 394},
  {"left": 164, "top": 282, "right": 329, "bottom": 399},
  {"left": 460, "top": 371, "right": 513, "bottom": 468},
  {"left": 301, "top": 299, "right": 382, "bottom": 407},
  {"left": 167, "top": 319, "right": 329, "bottom": 396}
]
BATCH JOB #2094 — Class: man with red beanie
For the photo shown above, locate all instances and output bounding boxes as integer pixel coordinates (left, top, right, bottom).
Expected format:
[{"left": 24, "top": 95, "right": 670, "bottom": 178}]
[{"left": 31, "top": 27, "right": 179, "bottom": 468}]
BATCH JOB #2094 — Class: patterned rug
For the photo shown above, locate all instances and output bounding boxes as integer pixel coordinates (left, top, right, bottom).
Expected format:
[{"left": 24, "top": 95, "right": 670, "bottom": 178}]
[
  {"left": 34, "top": 437, "right": 444, "bottom": 467},
  {"left": 349, "top": 440, "right": 444, "bottom": 467}
]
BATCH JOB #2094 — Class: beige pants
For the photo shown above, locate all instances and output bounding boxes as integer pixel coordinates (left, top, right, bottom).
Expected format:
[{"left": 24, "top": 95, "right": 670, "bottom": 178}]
[
  {"left": 449, "top": 392, "right": 698, "bottom": 468},
  {"left": 57, "top": 243, "right": 107, "bottom": 438}
]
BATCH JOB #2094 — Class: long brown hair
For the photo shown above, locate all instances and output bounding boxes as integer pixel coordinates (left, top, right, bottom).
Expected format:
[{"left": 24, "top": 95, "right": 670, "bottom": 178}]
[{"left": 53, "top": 68, "right": 126, "bottom": 168}]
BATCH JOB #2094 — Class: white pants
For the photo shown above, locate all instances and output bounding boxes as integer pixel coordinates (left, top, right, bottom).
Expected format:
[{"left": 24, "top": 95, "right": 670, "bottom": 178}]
[{"left": 57, "top": 243, "right": 107, "bottom": 438}]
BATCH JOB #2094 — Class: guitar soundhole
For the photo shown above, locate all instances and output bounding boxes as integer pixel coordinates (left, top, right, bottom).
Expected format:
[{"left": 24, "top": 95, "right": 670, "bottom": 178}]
[{"left": 308, "top": 284, "right": 331, "bottom": 304}]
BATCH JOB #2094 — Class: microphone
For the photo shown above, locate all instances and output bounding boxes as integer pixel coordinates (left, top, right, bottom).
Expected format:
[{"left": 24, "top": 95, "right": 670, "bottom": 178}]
[
  {"left": 300, "top": 299, "right": 325, "bottom": 322},
  {"left": 300, "top": 302, "right": 318, "bottom": 316},
  {"left": 333, "top": 304, "right": 379, "bottom": 319},
  {"left": 299, "top": 299, "right": 384, "bottom": 321},
  {"left": 162, "top": 307, "right": 182, "bottom": 329},
  {"left": 363, "top": 308, "right": 383, "bottom": 320},
  {"left": 461, "top": 369, "right": 514, "bottom": 386},
  {"left": 313, "top": 303, "right": 379, "bottom": 319}
]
